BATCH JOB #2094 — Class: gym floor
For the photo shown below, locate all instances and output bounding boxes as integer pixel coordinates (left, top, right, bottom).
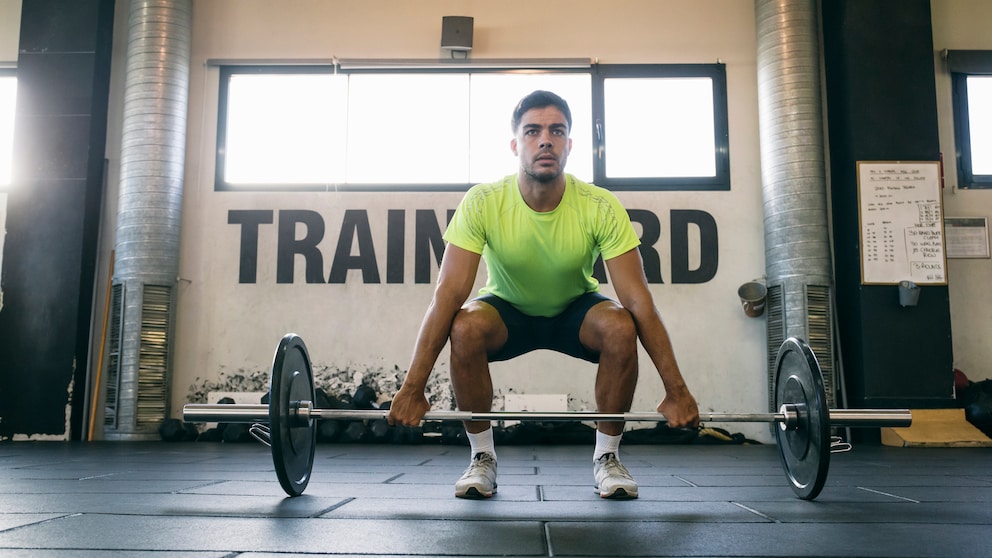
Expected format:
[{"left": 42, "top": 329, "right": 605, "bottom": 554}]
[{"left": 0, "top": 440, "right": 989, "bottom": 557}]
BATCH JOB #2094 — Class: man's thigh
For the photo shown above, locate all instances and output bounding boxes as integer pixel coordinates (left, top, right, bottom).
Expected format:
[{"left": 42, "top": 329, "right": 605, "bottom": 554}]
[{"left": 476, "top": 292, "right": 612, "bottom": 363}]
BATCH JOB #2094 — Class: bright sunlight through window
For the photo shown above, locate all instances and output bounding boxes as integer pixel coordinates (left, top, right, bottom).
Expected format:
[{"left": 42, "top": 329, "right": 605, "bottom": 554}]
[
  {"left": 221, "top": 71, "right": 593, "bottom": 187},
  {"left": 224, "top": 73, "right": 348, "bottom": 184},
  {"left": 968, "top": 76, "right": 992, "bottom": 176},
  {"left": 217, "top": 65, "right": 729, "bottom": 190},
  {"left": 603, "top": 77, "right": 716, "bottom": 179},
  {"left": 347, "top": 74, "right": 470, "bottom": 184},
  {"left": 469, "top": 73, "right": 592, "bottom": 183}
]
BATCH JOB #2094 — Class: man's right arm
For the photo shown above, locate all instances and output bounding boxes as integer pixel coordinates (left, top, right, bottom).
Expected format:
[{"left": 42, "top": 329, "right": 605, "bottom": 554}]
[{"left": 387, "top": 244, "right": 481, "bottom": 426}]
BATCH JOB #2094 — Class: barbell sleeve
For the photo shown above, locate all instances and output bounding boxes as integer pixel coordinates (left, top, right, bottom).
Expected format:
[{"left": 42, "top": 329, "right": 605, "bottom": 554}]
[
  {"left": 825, "top": 409, "right": 913, "bottom": 427},
  {"left": 185, "top": 404, "right": 269, "bottom": 423}
]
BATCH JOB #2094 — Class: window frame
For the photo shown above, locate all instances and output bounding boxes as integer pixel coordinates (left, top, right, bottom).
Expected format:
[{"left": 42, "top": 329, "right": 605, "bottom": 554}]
[
  {"left": 947, "top": 50, "right": 992, "bottom": 189},
  {"left": 214, "top": 62, "right": 730, "bottom": 192}
]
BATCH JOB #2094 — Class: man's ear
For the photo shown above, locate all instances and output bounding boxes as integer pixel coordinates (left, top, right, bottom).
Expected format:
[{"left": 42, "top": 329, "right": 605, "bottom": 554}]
[{"left": 510, "top": 137, "right": 518, "bottom": 156}]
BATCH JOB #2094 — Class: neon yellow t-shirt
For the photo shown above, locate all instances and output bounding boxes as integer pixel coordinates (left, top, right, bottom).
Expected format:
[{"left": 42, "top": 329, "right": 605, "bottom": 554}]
[{"left": 443, "top": 174, "right": 641, "bottom": 317}]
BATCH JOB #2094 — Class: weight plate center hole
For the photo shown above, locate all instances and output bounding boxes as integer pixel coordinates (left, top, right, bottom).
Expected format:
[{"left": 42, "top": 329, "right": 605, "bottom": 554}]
[{"left": 781, "top": 375, "right": 810, "bottom": 460}]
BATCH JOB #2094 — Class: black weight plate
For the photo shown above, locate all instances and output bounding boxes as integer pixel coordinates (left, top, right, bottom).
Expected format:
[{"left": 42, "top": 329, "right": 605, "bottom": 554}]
[
  {"left": 773, "top": 337, "right": 830, "bottom": 500},
  {"left": 270, "top": 334, "right": 317, "bottom": 497}
]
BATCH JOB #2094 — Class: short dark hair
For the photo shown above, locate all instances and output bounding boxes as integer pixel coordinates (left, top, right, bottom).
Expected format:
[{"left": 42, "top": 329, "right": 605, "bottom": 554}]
[{"left": 511, "top": 90, "right": 572, "bottom": 133}]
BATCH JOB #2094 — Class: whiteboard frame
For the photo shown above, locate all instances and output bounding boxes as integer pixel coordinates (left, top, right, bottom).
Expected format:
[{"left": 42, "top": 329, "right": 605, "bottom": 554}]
[{"left": 856, "top": 160, "right": 947, "bottom": 286}]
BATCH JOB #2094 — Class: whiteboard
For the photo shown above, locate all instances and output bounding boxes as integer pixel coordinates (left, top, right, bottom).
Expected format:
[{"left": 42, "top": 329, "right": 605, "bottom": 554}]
[{"left": 857, "top": 161, "right": 946, "bottom": 285}]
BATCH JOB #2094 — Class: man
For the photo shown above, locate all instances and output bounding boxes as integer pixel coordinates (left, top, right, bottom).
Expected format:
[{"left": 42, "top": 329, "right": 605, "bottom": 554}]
[{"left": 388, "top": 90, "right": 699, "bottom": 499}]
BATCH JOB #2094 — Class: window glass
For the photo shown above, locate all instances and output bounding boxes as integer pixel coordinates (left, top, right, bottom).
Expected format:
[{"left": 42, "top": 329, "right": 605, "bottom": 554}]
[
  {"left": 469, "top": 73, "right": 592, "bottom": 183},
  {"left": 224, "top": 73, "right": 347, "bottom": 185},
  {"left": 347, "top": 74, "right": 469, "bottom": 184},
  {"left": 215, "top": 64, "right": 728, "bottom": 191},
  {"left": 603, "top": 77, "right": 716, "bottom": 178},
  {"left": 967, "top": 76, "right": 992, "bottom": 176}
]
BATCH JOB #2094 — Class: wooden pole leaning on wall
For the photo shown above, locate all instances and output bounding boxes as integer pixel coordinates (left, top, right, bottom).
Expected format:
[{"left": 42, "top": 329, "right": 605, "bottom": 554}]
[{"left": 87, "top": 250, "right": 114, "bottom": 442}]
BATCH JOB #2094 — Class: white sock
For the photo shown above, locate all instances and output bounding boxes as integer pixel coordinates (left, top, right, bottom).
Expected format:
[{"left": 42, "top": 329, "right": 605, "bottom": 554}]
[
  {"left": 466, "top": 428, "right": 496, "bottom": 460},
  {"left": 593, "top": 430, "right": 622, "bottom": 461}
]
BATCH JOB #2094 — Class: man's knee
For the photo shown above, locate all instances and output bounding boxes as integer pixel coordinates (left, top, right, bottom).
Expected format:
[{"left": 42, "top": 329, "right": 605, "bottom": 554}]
[
  {"left": 583, "top": 302, "right": 637, "bottom": 351},
  {"left": 450, "top": 302, "right": 506, "bottom": 352}
]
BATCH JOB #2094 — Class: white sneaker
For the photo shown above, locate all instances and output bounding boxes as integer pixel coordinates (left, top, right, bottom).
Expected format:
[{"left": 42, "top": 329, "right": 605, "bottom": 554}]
[
  {"left": 455, "top": 452, "right": 497, "bottom": 499},
  {"left": 594, "top": 452, "right": 638, "bottom": 499}
]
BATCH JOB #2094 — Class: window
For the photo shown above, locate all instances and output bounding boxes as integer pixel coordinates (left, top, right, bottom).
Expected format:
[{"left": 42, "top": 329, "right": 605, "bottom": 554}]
[
  {"left": 948, "top": 50, "right": 992, "bottom": 189},
  {"left": 221, "top": 71, "right": 347, "bottom": 185},
  {"left": 215, "top": 62, "right": 728, "bottom": 191},
  {"left": 0, "top": 70, "right": 15, "bottom": 189},
  {"left": 594, "top": 64, "right": 728, "bottom": 190}
]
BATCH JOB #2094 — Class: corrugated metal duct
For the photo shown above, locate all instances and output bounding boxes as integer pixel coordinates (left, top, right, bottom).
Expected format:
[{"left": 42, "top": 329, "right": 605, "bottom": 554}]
[
  {"left": 755, "top": 0, "right": 837, "bottom": 409},
  {"left": 104, "top": 0, "right": 192, "bottom": 440}
]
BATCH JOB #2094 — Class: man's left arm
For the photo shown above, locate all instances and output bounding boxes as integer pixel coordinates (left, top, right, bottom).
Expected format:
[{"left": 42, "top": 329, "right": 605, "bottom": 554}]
[{"left": 605, "top": 248, "right": 700, "bottom": 428}]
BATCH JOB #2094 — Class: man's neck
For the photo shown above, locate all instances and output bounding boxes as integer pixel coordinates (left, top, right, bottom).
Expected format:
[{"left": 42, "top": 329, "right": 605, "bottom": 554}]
[{"left": 518, "top": 172, "right": 567, "bottom": 213}]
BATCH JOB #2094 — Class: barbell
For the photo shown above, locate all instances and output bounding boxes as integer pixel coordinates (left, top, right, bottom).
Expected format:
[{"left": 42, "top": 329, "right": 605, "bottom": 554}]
[{"left": 183, "top": 334, "right": 912, "bottom": 500}]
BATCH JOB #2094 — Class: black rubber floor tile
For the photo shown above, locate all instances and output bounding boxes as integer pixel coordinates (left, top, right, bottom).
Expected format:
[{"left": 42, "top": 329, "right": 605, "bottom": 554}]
[
  {"left": 547, "top": 520, "right": 989, "bottom": 557},
  {"left": 0, "top": 442, "right": 988, "bottom": 556},
  {"left": 881, "top": 485, "right": 992, "bottom": 503},
  {"left": 326, "top": 496, "right": 772, "bottom": 522},
  {"left": 0, "top": 469, "right": 105, "bottom": 480},
  {"left": 381, "top": 470, "right": 563, "bottom": 486},
  {"left": 0, "top": 514, "right": 547, "bottom": 555},
  {"left": 314, "top": 463, "right": 539, "bottom": 476},
  {"left": 0, "top": 551, "right": 228, "bottom": 558},
  {"left": 333, "top": 482, "right": 540, "bottom": 501},
  {"left": 0, "top": 514, "right": 66, "bottom": 532},
  {"left": 183, "top": 479, "right": 541, "bottom": 500},
  {"left": 828, "top": 473, "right": 992, "bottom": 487},
  {"left": 0, "top": 479, "right": 218, "bottom": 494},
  {"left": 744, "top": 501, "right": 992, "bottom": 524},
  {"left": 0, "top": 492, "right": 345, "bottom": 517},
  {"left": 671, "top": 473, "right": 801, "bottom": 487},
  {"left": 540, "top": 484, "right": 806, "bottom": 502},
  {"left": 100, "top": 470, "right": 278, "bottom": 482}
]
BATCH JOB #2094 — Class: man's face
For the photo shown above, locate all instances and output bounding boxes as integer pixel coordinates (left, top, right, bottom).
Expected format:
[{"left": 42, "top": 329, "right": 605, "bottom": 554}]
[{"left": 511, "top": 106, "right": 572, "bottom": 183}]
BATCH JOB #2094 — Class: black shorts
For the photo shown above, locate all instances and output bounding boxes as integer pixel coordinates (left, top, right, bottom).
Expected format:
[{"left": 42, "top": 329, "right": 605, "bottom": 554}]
[{"left": 475, "top": 292, "right": 612, "bottom": 364}]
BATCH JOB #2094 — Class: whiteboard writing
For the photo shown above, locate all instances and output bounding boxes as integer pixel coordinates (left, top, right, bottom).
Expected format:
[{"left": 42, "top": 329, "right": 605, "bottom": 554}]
[{"left": 858, "top": 161, "right": 946, "bottom": 285}]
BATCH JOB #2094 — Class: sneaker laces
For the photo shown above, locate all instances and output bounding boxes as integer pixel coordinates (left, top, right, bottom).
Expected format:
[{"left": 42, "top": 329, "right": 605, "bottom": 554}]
[
  {"left": 598, "top": 453, "right": 633, "bottom": 480},
  {"left": 463, "top": 452, "right": 496, "bottom": 475}
]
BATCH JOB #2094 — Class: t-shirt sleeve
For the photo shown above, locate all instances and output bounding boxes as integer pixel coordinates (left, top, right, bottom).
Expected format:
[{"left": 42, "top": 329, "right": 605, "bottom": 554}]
[
  {"left": 443, "top": 186, "right": 488, "bottom": 255},
  {"left": 598, "top": 192, "right": 641, "bottom": 260}
]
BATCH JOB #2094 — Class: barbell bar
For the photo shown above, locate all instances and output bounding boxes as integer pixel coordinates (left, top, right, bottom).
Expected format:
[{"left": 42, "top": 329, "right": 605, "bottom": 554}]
[
  {"left": 184, "top": 404, "right": 910, "bottom": 430},
  {"left": 182, "top": 334, "right": 913, "bottom": 501}
]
